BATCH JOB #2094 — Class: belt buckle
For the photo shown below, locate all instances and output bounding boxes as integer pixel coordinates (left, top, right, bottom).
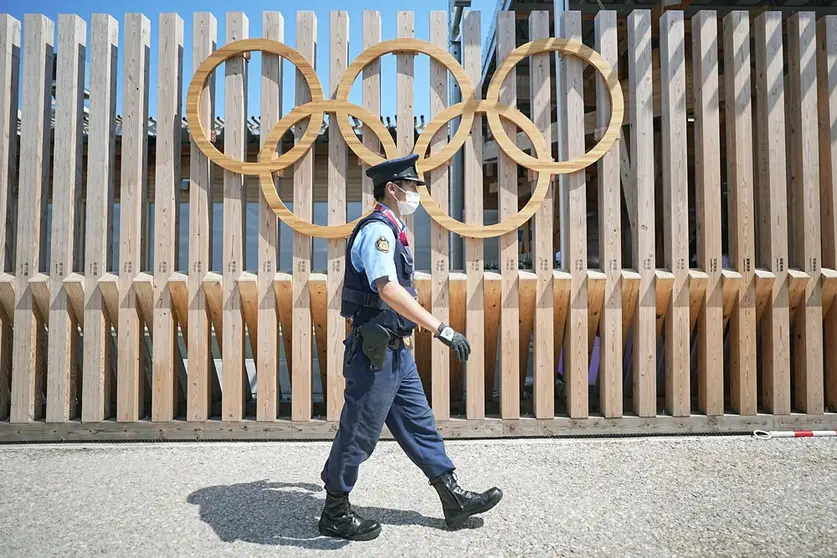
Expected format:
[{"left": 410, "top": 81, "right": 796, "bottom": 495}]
[{"left": 402, "top": 336, "right": 412, "bottom": 349}]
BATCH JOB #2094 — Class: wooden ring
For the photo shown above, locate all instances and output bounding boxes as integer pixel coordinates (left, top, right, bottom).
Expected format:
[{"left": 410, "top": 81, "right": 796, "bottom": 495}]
[
  {"left": 257, "top": 102, "right": 399, "bottom": 238},
  {"left": 414, "top": 100, "right": 551, "bottom": 238},
  {"left": 484, "top": 38, "right": 624, "bottom": 174},
  {"left": 186, "top": 38, "right": 323, "bottom": 175},
  {"left": 334, "top": 38, "right": 476, "bottom": 168}
]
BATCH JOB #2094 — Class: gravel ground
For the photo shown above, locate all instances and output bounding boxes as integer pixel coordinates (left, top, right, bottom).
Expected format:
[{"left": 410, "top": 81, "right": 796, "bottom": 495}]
[{"left": 1, "top": 436, "right": 835, "bottom": 557}]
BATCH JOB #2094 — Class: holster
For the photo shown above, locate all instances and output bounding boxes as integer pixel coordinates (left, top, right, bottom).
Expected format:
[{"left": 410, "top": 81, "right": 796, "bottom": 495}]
[{"left": 355, "top": 321, "right": 391, "bottom": 369}]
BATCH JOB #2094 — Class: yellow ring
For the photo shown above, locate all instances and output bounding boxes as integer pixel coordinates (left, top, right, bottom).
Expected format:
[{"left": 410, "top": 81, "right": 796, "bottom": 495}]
[
  {"left": 258, "top": 102, "right": 399, "bottom": 239},
  {"left": 415, "top": 100, "right": 551, "bottom": 239},
  {"left": 186, "top": 38, "right": 323, "bottom": 175},
  {"left": 485, "top": 38, "right": 623, "bottom": 174}
]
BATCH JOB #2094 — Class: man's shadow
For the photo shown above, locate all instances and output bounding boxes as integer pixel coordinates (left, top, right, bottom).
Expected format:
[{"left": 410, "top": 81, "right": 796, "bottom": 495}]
[{"left": 187, "top": 480, "right": 483, "bottom": 550}]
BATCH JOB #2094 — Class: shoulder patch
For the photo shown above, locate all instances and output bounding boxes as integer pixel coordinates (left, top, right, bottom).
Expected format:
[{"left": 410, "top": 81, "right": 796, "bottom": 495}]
[{"left": 375, "top": 236, "right": 390, "bottom": 253}]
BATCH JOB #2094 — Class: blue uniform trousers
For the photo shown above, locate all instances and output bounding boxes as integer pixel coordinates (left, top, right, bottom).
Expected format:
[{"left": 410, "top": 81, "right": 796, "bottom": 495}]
[{"left": 321, "top": 335, "right": 455, "bottom": 493}]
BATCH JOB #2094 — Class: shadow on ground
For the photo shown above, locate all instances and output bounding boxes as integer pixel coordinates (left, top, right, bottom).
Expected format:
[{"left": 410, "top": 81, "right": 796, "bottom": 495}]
[{"left": 187, "top": 480, "right": 484, "bottom": 550}]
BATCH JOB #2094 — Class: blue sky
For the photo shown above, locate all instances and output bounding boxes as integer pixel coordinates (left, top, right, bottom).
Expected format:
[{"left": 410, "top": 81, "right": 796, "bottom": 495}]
[{"left": 7, "top": 0, "right": 498, "bottom": 121}]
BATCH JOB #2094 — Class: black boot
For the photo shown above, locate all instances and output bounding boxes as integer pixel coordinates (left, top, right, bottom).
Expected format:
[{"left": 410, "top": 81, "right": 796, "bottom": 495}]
[
  {"left": 318, "top": 490, "right": 382, "bottom": 541},
  {"left": 429, "top": 471, "right": 503, "bottom": 529}
]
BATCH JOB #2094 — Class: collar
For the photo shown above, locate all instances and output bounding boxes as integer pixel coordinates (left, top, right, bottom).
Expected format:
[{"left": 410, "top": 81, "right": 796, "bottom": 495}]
[{"left": 374, "top": 202, "right": 409, "bottom": 246}]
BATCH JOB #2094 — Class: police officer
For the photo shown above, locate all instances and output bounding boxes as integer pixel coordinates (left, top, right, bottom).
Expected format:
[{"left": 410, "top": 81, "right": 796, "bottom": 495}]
[{"left": 318, "top": 154, "right": 503, "bottom": 541}]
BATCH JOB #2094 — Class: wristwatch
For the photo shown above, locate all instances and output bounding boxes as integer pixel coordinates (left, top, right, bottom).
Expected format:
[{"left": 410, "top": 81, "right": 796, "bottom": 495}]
[{"left": 436, "top": 322, "right": 455, "bottom": 342}]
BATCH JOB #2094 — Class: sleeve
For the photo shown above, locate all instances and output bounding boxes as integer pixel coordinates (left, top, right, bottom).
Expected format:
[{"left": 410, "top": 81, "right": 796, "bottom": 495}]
[{"left": 351, "top": 221, "right": 398, "bottom": 293}]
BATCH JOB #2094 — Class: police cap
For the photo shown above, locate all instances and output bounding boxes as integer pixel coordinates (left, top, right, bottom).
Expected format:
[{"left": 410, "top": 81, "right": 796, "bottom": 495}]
[{"left": 365, "top": 153, "right": 426, "bottom": 187}]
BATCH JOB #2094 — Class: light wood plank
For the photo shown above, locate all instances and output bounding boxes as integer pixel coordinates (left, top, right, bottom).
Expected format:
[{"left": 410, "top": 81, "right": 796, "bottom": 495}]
[
  {"left": 274, "top": 273, "right": 294, "bottom": 383},
  {"left": 238, "top": 272, "right": 259, "bottom": 368},
  {"left": 168, "top": 273, "right": 188, "bottom": 341},
  {"left": 10, "top": 14, "right": 53, "bottom": 423},
  {"left": 595, "top": 10, "right": 622, "bottom": 418},
  {"left": 257, "top": 11, "right": 283, "bottom": 422},
  {"left": 587, "top": 270, "right": 607, "bottom": 351},
  {"left": 415, "top": 273, "right": 433, "bottom": 390},
  {"left": 692, "top": 10, "right": 725, "bottom": 416},
  {"left": 559, "top": 11, "right": 588, "bottom": 419},
  {"left": 361, "top": 11, "right": 381, "bottom": 210},
  {"left": 449, "top": 272, "right": 466, "bottom": 402},
  {"left": 518, "top": 271, "right": 536, "bottom": 395},
  {"left": 98, "top": 274, "right": 119, "bottom": 329},
  {"left": 203, "top": 272, "right": 223, "bottom": 352},
  {"left": 187, "top": 12, "right": 216, "bottom": 422},
  {"left": 660, "top": 11, "right": 690, "bottom": 417},
  {"left": 495, "top": 11, "right": 519, "bottom": 419},
  {"left": 754, "top": 12, "right": 791, "bottom": 415},
  {"left": 396, "top": 10, "right": 416, "bottom": 247},
  {"left": 116, "top": 14, "right": 150, "bottom": 422},
  {"left": 292, "top": 11, "right": 316, "bottom": 422},
  {"left": 817, "top": 16, "right": 837, "bottom": 412},
  {"left": 688, "top": 269, "right": 709, "bottom": 332},
  {"left": 483, "top": 272, "right": 501, "bottom": 401},
  {"left": 46, "top": 14, "right": 85, "bottom": 423},
  {"left": 754, "top": 269, "right": 776, "bottom": 322},
  {"left": 628, "top": 10, "right": 656, "bottom": 417},
  {"left": 655, "top": 269, "right": 676, "bottom": 339},
  {"left": 309, "top": 273, "right": 327, "bottom": 399},
  {"left": 429, "top": 11, "right": 451, "bottom": 420},
  {"left": 621, "top": 269, "right": 641, "bottom": 350},
  {"left": 553, "top": 270, "right": 572, "bottom": 372},
  {"left": 152, "top": 13, "right": 183, "bottom": 422},
  {"left": 723, "top": 11, "right": 758, "bottom": 416},
  {"left": 529, "top": 10, "right": 554, "bottom": 419},
  {"left": 327, "top": 11, "right": 349, "bottom": 422},
  {"left": 463, "top": 10, "right": 485, "bottom": 418},
  {"left": 787, "top": 12, "right": 824, "bottom": 415},
  {"left": 221, "top": 12, "right": 248, "bottom": 421}
]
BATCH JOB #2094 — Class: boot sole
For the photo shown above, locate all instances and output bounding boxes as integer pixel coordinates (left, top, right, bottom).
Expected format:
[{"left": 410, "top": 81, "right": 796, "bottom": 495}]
[
  {"left": 318, "top": 522, "right": 382, "bottom": 541},
  {"left": 444, "top": 490, "right": 503, "bottom": 530}
]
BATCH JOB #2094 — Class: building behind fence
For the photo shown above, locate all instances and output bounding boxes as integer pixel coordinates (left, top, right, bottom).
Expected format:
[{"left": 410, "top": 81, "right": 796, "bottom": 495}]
[{"left": 0, "top": 4, "right": 836, "bottom": 441}]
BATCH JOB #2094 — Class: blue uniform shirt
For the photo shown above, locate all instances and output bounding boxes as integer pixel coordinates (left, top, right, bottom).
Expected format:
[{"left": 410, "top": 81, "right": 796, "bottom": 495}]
[{"left": 350, "top": 204, "right": 405, "bottom": 293}]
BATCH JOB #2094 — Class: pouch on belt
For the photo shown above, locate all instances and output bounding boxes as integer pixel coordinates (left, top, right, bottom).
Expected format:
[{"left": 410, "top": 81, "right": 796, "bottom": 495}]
[{"left": 357, "top": 322, "right": 391, "bottom": 369}]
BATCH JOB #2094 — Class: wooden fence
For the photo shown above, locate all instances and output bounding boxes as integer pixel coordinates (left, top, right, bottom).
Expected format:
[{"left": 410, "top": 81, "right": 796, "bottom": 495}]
[{"left": 1, "top": 8, "right": 836, "bottom": 441}]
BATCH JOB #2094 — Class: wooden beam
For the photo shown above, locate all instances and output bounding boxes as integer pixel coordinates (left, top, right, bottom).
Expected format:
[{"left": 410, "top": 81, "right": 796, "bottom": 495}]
[
  {"left": 483, "top": 272, "right": 502, "bottom": 402},
  {"left": 754, "top": 269, "right": 776, "bottom": 322},
  {"left": 688, "top": 269, "right": 708, "bottom": 333}
]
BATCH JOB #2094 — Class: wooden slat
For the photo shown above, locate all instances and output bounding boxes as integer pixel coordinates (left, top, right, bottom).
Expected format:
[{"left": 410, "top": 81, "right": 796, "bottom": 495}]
[
  {"left": 415, "top": 273, "right": 433, "bottom": 391},
  {"left": 429, "top": 11, "right": 451, "bottom": 420},
  {"left": 257, "top": 11, "right": 282, "bottom": 422},
  {"left": 721, "top": 270, "right": 743, "bottom": 327},
  {"left": 628, "top": 10, "right": 656, "bottom": 417},
  {"left": 187, "top": 12, "right": 216, "bottom": 422},
  {"left": 587, "top": 270, "right": 606, "bottom": 350},
  {"left": 595, "top": 10, "right": 622, "bottom": 418},
  {"left": 688, "top": 270, "right": 708, "bottom": 332},
  {"left": 203, "top": 272, "right": 223, "bottom": 352},
  {"left": 361, "top": 10, "right": 381, "bottom": 210},
  {"left": 449, "top": 272, "right": 466, "bottom": 402},
  {"left": 0, "top": 15, "right": 19, "bottom": 421},
  {"left": 754, "top": 11, "right": 791, "bottom": 415},
  {"left": 560, "top": 11, "right": 588, "bottom": 419},
  {"left": 495, "top": 11, "right": 519, "bottom": 419},
  {"left": 309, "top": 273, "right": 327, "bottom": 399},
  {"left": 787, "top": 269, "right": 810, "bottom": 317},
  {"left": 463, "top": 11, "right": 485, "bottom": 418},
  {"left": 518, "top": 271, "right": 536, "bottom": 394},
  {"left": 46, "top": 14, "right": 85, "bottom": 423},
  {"left": 238, "top": 272, "right": 258, "bottom": 367},
  {"left": 292, "top": 11, "right": 316, "bottom": 422},
  {"left": 327, "top": 11, "right": 349, "bottom": 422},
  {"left": 655, "top": 270, "right": 675, "bottom": 339},
  {"left": 274, "top": 273, "right": 293, "bottom": 382},
  {"left": 10, "top": 14, "right": 53, "bottom": 423},
  {"left": 134, "top": 273, "right": 154, "bottom": 330},
  {"left": 483, "top": 273, "right": 501, "bottom": 401},
  {"left": 660, "top": 10, "right": 690, "bottom": 417},
  {"left": 98, "top": 274, "right": 119, "bottom": 328},
  {"left": 397, "top": 10, "right": 416, "bottom": 247},
  {"left": 553, "top": 270, "right": 572, "bottom": 369},
  {"left": 221, "top": 12, "right": 248, "bottom": 421},
  {"left": 824, "top": 268, "right": 837, "bottom": 318},
  {"left": 817, "top": 16, "right": 837, "bottom": 411},
  {"left": 723, "top": 10, "right": 758, "bottom": 416},
  {"left": 621, "top": 270, "right": 641, "bottom": 349},
  {"left": 754, "top": 269, "right": 776, "bottom": 321},
  {"left": 116, "top": 13, "right": 149, "bottom": 422},
  {"left": 63, "top": 274, "right": 84, "bottom": 327},
  {"left": 168, "top": 273, "right": 188, "bottom": 340},
  {"left": 692, "top": 10, "right": 724, "bottom": 416},
  {"left": 529, "top": 10, "right": 554, "bottom": 419},
  {"left": 152, "top": 13, "right": 183, "bottom": 422},
  {"left": 787, "top": 12, "right": 824, "bottom": 415}
]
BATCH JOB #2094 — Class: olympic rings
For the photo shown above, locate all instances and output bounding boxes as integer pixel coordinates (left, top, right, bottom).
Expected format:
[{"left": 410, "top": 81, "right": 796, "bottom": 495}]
[{"left": 185, "top": 35, "right": 624, "bottom": 239}]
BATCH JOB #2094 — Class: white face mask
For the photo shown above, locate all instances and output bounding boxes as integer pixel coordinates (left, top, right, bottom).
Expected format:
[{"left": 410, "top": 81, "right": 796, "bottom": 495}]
[{"left": 394, "top": 184, "right": 420, "bottom": 215}]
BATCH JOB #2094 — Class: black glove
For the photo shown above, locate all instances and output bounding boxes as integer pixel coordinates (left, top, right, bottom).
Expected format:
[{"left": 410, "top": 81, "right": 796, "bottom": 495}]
[{"left": 435, "top": 323, "right": 471, "bottom": 362}]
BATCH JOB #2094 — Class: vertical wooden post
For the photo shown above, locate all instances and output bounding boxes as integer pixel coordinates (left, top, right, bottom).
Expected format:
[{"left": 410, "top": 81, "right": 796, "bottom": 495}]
[
  {"left": 754, "top": 12, "right": 791, "bottom": 415},
  {"left": 787, "top": 12, "right": 824, "bottom": 414},
  {"left": 361, "top": 11, "right": 380, "bottom": 211},
  {"left": 560, "top": 11, "right": 588, "bottom": 418},
  {"left": 116, "top": 14, "right": 150, "bottom": 422},
  {"left": 188, "top": 13, "right": 216, "bottom": 421},
  {"left": 152, "top": 13, "right": 184, "bottom": 422},
  {"left": 221, "top": 12, "right": 248, "bottom": 422},
  {"left": 595, "top": 10, "right": 622, "bottom": 418},
  {"left": 496, "top": 11, "right": 519, "bottom": 420},
  {"left": 292, "top": 11, "right": 316, "bottom": 422},
  {"left": 0, "top": 15, "right": 20, "bottom": 421},
  {"left": 46, "top": 14, "right": 86, "bottom": 422},
  {"left": 660, "top": 11, "right": 690, "bottom": 417},
  {"left": 463, "top": 10, "right": 485, "bottom": 418},
  {"left": 723, "top": 11, "right": 758, "bottom": 416},
  {"left": 327, "top": 11, "right": 349, "bottom": 422},
  {"left": 692, "top": 10, "right": 724, "bottom": 416},
  {"left": 396, "top": 11, "right": 415, "bottom": 248},
  {"left": 257, "top": 11, "right": 283, "bottom": 422},
  {"left": 817, "top": 15, "right": 837, "bottom": 410},
  {"left": 82, "top": 14, "right": 117, "bottom": 422},
  {"left": 529, "top": 11, "right": 554, "bottom": 420},
  {"left": 10, "top": 15, "right": 53, "bottom": 423},
  {"left": 628, "top": 10, "right": 656, "bottom": 417}
]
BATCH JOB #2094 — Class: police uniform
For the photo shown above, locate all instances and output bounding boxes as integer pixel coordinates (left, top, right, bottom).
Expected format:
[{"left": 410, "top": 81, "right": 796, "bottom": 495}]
[{"left": 317, "top": 154, "right": 502, "bottom": 541}]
